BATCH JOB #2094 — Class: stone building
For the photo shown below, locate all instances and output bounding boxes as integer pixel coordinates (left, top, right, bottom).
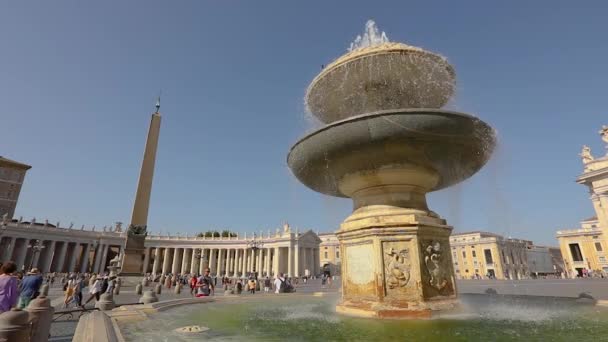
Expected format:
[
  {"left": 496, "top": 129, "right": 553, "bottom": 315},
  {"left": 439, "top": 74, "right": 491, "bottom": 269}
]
[
  {"left": 557, "top": 125, "right": 608, "bottom": 277},
  {"left": 319, "top": 232, "right": 340, "bottom": 276},
  {"left": 0, "top": 220, "right": 321, "bottom": 278},
  {"left": 0, "top": 156, "right": 31, "bottom": 219},
  {"left": 449, "top": 231, "right": 532, "bottom": 280}
]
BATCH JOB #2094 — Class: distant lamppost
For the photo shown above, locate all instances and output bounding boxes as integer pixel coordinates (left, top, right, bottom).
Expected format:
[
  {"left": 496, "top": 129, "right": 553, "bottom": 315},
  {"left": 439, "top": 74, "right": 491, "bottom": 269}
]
[
  {"left": 246, "top": 234, "right": 264, "bottom": 278},
  {"left": 27, "top": 239, "right": 46, "bottom": 271}
]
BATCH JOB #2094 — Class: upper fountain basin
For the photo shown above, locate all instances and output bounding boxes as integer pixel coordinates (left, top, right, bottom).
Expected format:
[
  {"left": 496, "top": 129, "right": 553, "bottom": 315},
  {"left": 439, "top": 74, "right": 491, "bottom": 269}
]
[
  {"left": 305, "top": 43, "right": 456, "bottom": 124},
  {"left": 287, "top": 109, "right": 495, "bottom": 198}
]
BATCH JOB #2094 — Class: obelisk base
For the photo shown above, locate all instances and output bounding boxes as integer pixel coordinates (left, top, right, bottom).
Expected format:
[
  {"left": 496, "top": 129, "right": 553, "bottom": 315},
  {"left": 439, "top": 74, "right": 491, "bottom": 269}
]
[
  {"left": 335, "top": 206, "right": 458, "bottom": 319},
  {"left": 121, "top": 234, "right": 145, "bottom": 275}
]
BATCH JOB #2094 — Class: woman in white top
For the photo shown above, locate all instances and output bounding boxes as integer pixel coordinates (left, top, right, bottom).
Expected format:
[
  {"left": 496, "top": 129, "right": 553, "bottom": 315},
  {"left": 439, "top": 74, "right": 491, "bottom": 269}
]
[{"left": 83, "top": 278, "right": 102, "bottom": 306}]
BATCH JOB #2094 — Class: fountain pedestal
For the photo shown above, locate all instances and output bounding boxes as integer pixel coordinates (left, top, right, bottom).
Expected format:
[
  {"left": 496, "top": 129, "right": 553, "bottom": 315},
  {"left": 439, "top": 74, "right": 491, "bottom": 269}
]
[{"left": 336, "top": 209, "right": 457, "bottom": 318}]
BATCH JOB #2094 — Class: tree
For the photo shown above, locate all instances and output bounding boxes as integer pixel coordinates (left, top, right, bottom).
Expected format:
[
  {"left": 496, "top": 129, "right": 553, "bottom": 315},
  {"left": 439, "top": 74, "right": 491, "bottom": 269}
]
[{"left": 197, "top": 229, "right": 236, "bottom": 238}]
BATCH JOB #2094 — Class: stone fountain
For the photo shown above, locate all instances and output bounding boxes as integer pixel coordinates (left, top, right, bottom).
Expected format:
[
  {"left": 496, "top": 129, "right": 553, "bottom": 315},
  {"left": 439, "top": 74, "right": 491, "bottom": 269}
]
[{"left": 287, "top": 20, "right": 496, "bottom": 318}]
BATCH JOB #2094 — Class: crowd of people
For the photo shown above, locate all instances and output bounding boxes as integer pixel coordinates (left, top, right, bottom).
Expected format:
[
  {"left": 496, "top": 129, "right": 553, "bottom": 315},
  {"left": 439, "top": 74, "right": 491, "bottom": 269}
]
[{"left": 0, "top": 258, "right": 332, "bottom": 315}]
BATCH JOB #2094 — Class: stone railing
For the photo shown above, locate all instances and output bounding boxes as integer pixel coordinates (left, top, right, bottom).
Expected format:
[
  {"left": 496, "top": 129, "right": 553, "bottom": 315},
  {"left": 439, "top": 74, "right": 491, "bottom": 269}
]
[{"left": 556, "top": 227, "right": 602, "bottom": 237}]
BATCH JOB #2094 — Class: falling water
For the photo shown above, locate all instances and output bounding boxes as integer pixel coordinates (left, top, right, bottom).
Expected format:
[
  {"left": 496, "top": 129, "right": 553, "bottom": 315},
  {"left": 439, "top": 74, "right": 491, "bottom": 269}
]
[{"left": 348, "top": 20, "right": 390, "bottom": 52}]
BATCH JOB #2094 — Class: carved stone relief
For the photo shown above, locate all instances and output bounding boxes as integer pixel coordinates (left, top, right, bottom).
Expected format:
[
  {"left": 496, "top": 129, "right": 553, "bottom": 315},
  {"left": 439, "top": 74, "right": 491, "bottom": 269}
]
[
  {"left": 382, "top": 241, "right": 412, "bottom": 295},
  {"left": 421, "top": 240, "right": 454, "bottom": 296}
]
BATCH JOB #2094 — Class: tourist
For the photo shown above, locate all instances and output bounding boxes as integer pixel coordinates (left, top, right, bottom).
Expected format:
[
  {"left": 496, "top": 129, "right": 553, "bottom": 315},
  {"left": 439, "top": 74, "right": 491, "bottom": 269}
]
[
  {"left": 0, "top": 262, "right": 19, "bottom": 313},
  {"left": 195, "top": 268, "right": 214, "bottom": 297},
  {"left": 84, "top": 276, "right": 102, "bottom": 306},
  {"left": 248, "top": 278, "right": 256, "bottom": 294},
  {"left": 73, "top": 275, "right": 85, "bottom": 308},
  {"left": 165, "top": 274, "right": 172, "bottom": 289},
  {"left": 17, "top": 268, "right": 43, "bottom": 309},
  {"left": 274, "top": 273, "right": 285, "bottom": 294},
  {"left": 63, "top": 276, "right": 76, "bottom": 308},
  {"left": 264, "top": 277, "right": 271, "bottom": 293},
  {"left": 189, "top": 274, "right": 198, "bottom": 296},
  {"left": 106, "top": 276, "right": 116, "bottom": 294}
]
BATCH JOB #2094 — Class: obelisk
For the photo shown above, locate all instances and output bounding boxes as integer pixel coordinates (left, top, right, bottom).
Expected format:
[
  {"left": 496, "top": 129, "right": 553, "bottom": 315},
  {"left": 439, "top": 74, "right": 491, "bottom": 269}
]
[{"left": 121, "top": 98, "right": 162, "bottom": 274}]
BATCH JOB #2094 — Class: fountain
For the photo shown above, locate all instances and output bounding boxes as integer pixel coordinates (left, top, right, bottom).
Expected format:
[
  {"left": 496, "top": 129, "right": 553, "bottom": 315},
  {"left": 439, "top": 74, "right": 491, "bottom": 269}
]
[{"left": 288, "top": 20, "right": 495, "bottom": 318}]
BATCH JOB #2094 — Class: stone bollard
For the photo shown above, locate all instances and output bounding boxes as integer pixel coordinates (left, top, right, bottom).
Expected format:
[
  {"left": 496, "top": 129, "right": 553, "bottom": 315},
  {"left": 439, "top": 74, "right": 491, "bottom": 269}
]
[
  {"left": 26, "top": 294, "right": 54, "bottom": 342},
  {"left": 141, "top": 290, "right": 159, "bottom": 304},
  {"left": 95, "top": 292, "right": 115, "bottom": 311},
  {"left": 40, "top": 283, "right": 49, "bottom": 297},
  {"left": 114, "top": 282, "right": 121, "bottom": 295},
  {"left": 174, "top": 283, "right": 181, "bottom": 294},
  {"left": 0, "top": 308, "right": 32, "bottom": 341},
  {"left": 155, "top": 283, "right": 162, "bottom": 295},
  {"left": 135, "top": 283, "right": 143, "bottom": 295},
  {"left": 160, "top": 275, "right": 166, "bottom": 285},
  {"left": 141, "top": 277, "right": 149, "bottom": 287}
]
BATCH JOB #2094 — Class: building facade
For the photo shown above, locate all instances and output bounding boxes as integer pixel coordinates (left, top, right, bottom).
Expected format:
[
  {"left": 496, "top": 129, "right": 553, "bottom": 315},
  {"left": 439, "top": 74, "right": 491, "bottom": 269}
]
[
  {"left": 557, "top": 125, "right": 608, "bottom": 277},
  {"left": 450, "top": 231, "right": 532, "bottom": 280},
  {"left": 0, "top": 156, "right": 31, "bottom": 219},
  {"left": 319, "top": 232, "right": 341, "bottom": 275},
  {"left": 0, "top": 220, "right": 321, "bottom": 278}
]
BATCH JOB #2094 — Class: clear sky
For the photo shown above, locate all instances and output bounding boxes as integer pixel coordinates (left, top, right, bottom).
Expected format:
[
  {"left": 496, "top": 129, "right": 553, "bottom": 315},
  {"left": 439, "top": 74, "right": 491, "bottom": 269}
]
[{"left": 2, "top": 1, "right": 607, "bottom": 245}]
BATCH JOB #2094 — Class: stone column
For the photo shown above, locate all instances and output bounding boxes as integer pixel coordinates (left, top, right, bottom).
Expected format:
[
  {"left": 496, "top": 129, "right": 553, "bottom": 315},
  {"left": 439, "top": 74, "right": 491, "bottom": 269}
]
[
  {"left": 257, "top": 249, "right": 263, "bottom": 276},
  {"left": 91, "top": 244, "right": 103, "bottom": 273},
  {"left": 15, "top": 239, "right": 29, "bottom": 270},
  {"left": 142, "top": 248, "right": 151, "bottom": 274},
  {"left": 181, "top": 248, "right": 190, "bottom": 274},
  {"left": 243, "top": 249, "right": 249, "bottom": 276},
  {"left": 209, "top": 249, "right": 217, "bottom": 275},
  {"left": 79, "top": 244, "right": 90, "bottom": 273},
  {"left": 99, "top": 244, "right": 110, "bottom": 273},
  {"left": 54, "top": 241, "right": 68, "bottom": 273},
  {"left": 67, "top": 243, "right": 79, "bottom": 273},
  {"left": 225, "top": 250, "right": 232, "bottom": 277},
  {"left": 217, "top": 249, "right": 225, "bottom": 277},
  {"left": 43, "top": 241, "right": 56, "bottom": 273},
  {"left": 302, "top": 248, "right": 308, "bottom": 276},
  {"left": 199, "top": 248, "right": 207, "bottom": 274},
  {"left": 273, "top": 247, "right": 280, "bottom": 277},
  {"left": 288, "top": 245, "right": 293, "bottom": 277},
  {"left": 313, "top": 248, "right": 320, "bottom": 275},
  {"left": 162, "top": 248, "right": 172, "bottom": 275},
  {"left": 171, "top": 248, "right": 181, "bottom": 274},
  {"left": 3, "top": 237, "right": 15, "bottom": 261},
  {"left": 264, "top": 248, "right": 271, "bottom": 276},
  {"left": 190, "top": 248, "right": 198, "bottom": 274},
  {"left": 236, "top": 249, "right": 241, "bottom": 276},
  {"left": 152, "top": 248, "right": 162, "bottom": 275},
  {"left": 294, "top": 244, "right": 300, "bottom": 277}
]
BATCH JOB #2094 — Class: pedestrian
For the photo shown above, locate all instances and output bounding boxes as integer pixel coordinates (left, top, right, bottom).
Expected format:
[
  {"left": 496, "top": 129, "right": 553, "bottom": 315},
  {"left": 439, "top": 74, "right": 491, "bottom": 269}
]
[
  {"left": 17, "top": 268, "right": 43, "bottom": 309},
  {"left": 84, "top": 276, "right": 102, "bottom": 306},
  {"left": 248, "top": 278, "right": 256, "bottom": 294},
  {"left": 73, "top": 275, "right": 85, "bottom": 308},
  {"left": 189, "top": 275, "right": 198, "bottom": 296},
  {"left": 165, "top": 275, "right": 172, "bottom": 289},
  {"left": 274, "top": 273, "right": 285, "bottom": 294},
  {"left": 195, "top": 268, "right": 214, "bottom": 297},
  {"left": 106, "top": 276, "right": 116, "bottom": 294},
  {"left": 264, "top": 277, "right": 271, "bottom": 293},
  {"left": 63, "top": 276, "right": 76, "bottom": 308},
  {"left": 0, "top": 262, "right": 19, "bottom": 313}
]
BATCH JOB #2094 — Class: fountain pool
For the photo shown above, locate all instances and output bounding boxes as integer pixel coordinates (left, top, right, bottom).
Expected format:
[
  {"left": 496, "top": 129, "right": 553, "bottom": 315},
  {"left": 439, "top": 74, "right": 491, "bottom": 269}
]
[{"left": 119, "top": 294, "right": 607, "bottom": 341}]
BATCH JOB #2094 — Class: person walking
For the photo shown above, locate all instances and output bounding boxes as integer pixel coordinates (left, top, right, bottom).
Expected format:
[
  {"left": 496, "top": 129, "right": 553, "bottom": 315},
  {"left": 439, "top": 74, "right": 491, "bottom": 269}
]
[
  {"left": 84, "top": 276, "right": 102, "bottom": 306},
  {"left": 63, "top": 276, "right": 76, "bottom": 308},
  {"left": 0, "top": 262, "right": 19, "bottom": 313},
  {"left": 17, "top": 268, "right": 43, "bottom": 309},
  {"left": 264, "top": 277, "right": 271, "bottom": 293},
  {"left": 195, "top": 268, "right": 214, "bottom": 297},
  {"left": 274, "top": 273, "right": 285, "bottom": 294},
  {"left": 189, "top": 275, "right": 198, "bottom": 296},
  {"left": 73, "top": 275, "right": 85, "bottom": 308},
  {"left": 248, "top": 278, "right": 256, "bottom": 294}
]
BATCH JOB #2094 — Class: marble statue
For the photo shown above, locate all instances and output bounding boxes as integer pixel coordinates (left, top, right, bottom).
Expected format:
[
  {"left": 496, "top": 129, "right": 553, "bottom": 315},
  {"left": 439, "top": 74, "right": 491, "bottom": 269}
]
[
  {"left": 599, "top": 125, "right": 608, "bottom": 149},
  {"left": 580, "top": 145, "right": 594, "bottom": 164},
  {"left": 1, "top": 213, "right": 8, "bottom": 227},
  {"left": 115, "top": 222, "right": 122, "bottom": 232}
]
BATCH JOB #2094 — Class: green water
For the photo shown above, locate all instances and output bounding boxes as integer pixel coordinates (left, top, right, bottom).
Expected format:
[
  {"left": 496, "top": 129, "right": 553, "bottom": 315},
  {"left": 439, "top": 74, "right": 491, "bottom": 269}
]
[{"left": 121, "top": 294, "right": 608, "bottom": 341}]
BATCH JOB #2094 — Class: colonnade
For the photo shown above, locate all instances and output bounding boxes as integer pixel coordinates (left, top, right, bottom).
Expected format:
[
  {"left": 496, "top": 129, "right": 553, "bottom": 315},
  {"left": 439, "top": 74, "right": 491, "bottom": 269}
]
[
  {"left": 0, "top": 235, "right": 121, "bottom": 274},
  {"left": 141, "top": 245, "right": 320, "bottom": 277}
]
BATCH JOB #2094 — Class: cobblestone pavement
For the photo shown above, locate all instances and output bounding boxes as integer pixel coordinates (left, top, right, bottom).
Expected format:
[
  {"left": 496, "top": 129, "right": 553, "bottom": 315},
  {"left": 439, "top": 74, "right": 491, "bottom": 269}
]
[{"left": 48, "top": 278, "right": 339, "bottom": 341}]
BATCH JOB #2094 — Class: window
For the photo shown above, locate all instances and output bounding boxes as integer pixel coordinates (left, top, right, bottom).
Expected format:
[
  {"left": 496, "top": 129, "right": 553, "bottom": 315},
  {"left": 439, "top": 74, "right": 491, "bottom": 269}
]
[
  {"left": 453, "top": 252, "right": 457, "bottom": 259},
  {"left": 593, "top": 235, "right": 599, "bottom": 238},
  {"left": 472, "top": 250, "right": 476, "bottom": 258},
  {"left": 324, "top": 252, "right": 328, "bottom": 259},
  {"left": 336, "top": 251, "right": 340, "bottom": 258},
  {"left": 600, "top": 256, "right": 607, "bottom": 263},
  {"left": 484, "top": 249, "right": 493, "bottom": 264},
  {"left": 595, "top": 242, "right": 603, "bottom": 252},
  {"left": 462, "top": 251, "right": 466, "bottom": 258},
  {"left": 324, "top": 247, "right": 328, "bottom": 249},
  {"left": 569, "top": 243, "right": 584, "bottom": 262}
]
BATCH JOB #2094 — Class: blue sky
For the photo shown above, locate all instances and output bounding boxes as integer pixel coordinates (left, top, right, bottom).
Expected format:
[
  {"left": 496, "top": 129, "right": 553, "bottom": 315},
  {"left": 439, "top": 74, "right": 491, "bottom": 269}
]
[{"left": 1, "top": 1, "right": 607, "bottom": 245}]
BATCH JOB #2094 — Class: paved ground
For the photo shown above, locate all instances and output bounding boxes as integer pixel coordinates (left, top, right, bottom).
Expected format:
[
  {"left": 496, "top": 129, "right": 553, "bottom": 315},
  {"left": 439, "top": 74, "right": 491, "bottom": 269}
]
[
  {"left": 48, "top": 278, "right": 339, "bottom": 341},
  {"left": 456, "top": 278, "right": 608, "bottom": 299}
]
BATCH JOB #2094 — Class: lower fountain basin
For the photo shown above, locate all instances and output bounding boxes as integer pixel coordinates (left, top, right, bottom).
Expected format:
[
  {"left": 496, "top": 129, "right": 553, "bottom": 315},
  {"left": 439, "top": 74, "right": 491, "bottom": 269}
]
[
  {"left": 119, "top": 293, "right": 607, "bottom": 341},
  {"left": 287, "top": 109, "right": 495, "bottom": 199}
]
